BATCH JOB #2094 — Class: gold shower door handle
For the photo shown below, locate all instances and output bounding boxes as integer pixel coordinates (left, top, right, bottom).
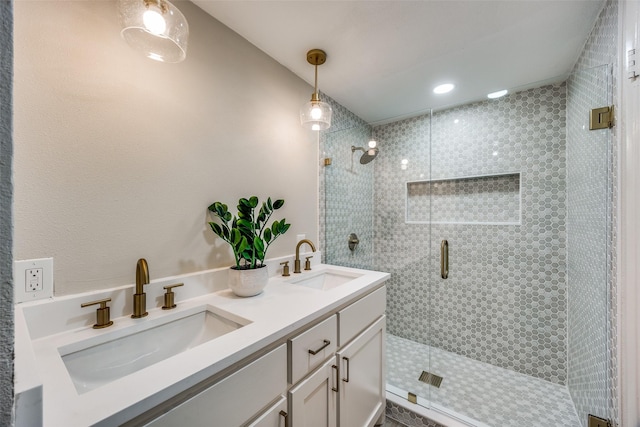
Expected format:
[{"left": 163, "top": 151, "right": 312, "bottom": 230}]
[{"left": 441, "top": 240, "right": 449, "bottom": 279}]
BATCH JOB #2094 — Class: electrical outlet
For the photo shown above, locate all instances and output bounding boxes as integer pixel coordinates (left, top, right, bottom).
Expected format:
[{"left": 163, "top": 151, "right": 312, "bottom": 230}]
[
  {"left": 25, "top": 268, "right": 43, "bottom": 292},
  {"left": 296, "top": 234, "right": 306, "bottom": 242},
  {"left": 14, "top": 258, "right": 54, "bottom": 303}
]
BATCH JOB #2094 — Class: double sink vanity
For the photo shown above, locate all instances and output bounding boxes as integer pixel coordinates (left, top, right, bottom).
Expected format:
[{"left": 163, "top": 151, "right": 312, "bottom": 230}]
[{"left": 15, "top": 255, "right": 389, "bottom": 426}]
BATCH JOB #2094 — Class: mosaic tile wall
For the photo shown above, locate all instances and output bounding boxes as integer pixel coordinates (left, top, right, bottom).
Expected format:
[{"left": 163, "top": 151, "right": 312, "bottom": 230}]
[
  {"left": 566, "top": 0, "right": 618, "bottom": 424},
  {"left": 374, "top": 84, "right": 569, "bottom": 384},
  {"left": 322, "top": 124, "right": 376, "bottom": 269},
  {"left": 372, "top": 113, "right": 432, "bottom": 363},
  {"left": 406, "top": 173, "right": 521, "bottom": 224},
  {"left": 319, "top": 95, "right": 375, "bottom": 270}
]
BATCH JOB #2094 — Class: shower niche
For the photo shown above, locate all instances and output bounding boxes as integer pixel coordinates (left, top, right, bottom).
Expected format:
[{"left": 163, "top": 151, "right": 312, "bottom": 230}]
[{"left": 405, "top": 172, "right": 521, "bottom": 225}]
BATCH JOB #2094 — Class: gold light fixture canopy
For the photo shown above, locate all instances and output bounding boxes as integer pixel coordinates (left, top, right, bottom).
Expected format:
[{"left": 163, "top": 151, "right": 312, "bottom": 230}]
[
  {"left": 300, "top": 49, "right": 332, "bottom": 131},
  {"left": 118, "top": 0, "right": 189, "bottom": 63}
]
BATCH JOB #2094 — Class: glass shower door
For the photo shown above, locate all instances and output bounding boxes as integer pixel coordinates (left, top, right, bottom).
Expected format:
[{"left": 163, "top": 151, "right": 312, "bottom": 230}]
[
  {"left": 321, "top": 124, "right": 376, "bottom": 271},
  {"left": 321, "top": 114, "right": 435, "bottom": 410},
  {"left": 322, "top": 64, "right": 613, "bottom": 427},
  {"left": 423, "top": 65, "right": 612, "bottom": 426},
  {"left": 371, "top": 111, "right": 434, "bottom": 409},
  {"left": 565, "top": 64, "right": 613, "bottom": 425}
]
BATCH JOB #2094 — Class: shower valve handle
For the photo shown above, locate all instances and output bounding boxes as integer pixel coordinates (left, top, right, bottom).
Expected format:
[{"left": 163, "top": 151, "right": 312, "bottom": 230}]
[{"left": 348, "top": 233, "right": 359, "bottom": 251}]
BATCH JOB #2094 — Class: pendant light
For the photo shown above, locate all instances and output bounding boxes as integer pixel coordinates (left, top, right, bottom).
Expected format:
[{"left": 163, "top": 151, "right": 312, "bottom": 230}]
[
  {"left": 300, "top": 49, "right": 332, "bottom": 131},
  {"left": 118, "top": 0, "right": 189, "bottom": 63}
]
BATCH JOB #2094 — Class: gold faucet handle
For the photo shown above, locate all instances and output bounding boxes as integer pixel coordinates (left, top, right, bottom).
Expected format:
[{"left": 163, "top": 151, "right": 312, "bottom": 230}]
[
  {"left": 280, "top": 261, "right": 290, "bottom": 277},
  {"left": 304, "top": 256, "right": 313, "bottom": 271},
  {"left": 162, "top": 283, "right": 184, "bottom": 310},
  {"left": 81, "top": 297, "right": 114, "bottom": 329}
]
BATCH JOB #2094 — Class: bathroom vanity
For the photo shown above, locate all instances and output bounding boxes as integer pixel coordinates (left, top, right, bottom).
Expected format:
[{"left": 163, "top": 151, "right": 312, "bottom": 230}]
[{"left": 14, "top": 260, "right": 389, "bottom": 427}]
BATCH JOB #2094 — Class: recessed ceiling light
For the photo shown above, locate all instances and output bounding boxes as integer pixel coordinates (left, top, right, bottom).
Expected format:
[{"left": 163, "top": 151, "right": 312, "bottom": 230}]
[
  {"left": 433, "top": 83, "right": 455, "bottom": 94},
  {"left": 487, "top": 89, "right": 508, "bottom": 99}
]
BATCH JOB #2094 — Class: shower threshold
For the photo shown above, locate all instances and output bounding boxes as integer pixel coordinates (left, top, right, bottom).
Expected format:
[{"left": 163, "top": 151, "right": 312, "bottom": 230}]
[{"left": 387, "top": 386, "right": 486, "bottom": 427}]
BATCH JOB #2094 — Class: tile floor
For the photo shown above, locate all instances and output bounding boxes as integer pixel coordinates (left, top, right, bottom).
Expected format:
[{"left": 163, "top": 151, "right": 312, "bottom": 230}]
[
  {"left": 386, "top": 334, "right": 582, "bottom": 427},
  {"left": 383, "top": 417, "right": 408, "bottom": 427},
  {"left": 384, "top": 402, "right": 443, "bottom": 427}
]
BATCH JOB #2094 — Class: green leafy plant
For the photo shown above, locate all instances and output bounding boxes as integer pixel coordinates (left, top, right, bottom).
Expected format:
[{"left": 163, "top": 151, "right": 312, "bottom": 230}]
[{"left": 208, "top": 197, "right": 291, "bottom": 269}]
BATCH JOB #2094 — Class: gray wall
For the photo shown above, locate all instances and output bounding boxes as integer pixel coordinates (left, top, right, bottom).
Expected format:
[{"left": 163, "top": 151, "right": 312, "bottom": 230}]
[{"left": 0, "top": 1, "right": 13, "bottom": 424}]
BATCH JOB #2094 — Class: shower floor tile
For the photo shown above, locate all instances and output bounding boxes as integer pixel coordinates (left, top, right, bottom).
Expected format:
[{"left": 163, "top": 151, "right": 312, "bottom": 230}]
[{"left": 387, "top": 334, "right": 581, "bottom": 427}]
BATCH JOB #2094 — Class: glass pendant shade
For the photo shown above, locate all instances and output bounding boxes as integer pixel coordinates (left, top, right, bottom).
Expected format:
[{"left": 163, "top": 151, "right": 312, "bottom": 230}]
[
  {"left": 118, "top": 0, "right": 189, "bottom": 63},
  {"left": 300, "top": 49, "right": 332, "bottom": 131},
  {"left": 300, "top": 98, "right": 332, "bottom": 131}
]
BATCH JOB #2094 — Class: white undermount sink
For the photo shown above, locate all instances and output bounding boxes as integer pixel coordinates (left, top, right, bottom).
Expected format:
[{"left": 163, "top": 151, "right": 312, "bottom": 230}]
[
  {"left": 287, "top": 268, "right": 364, "bottom": 291},
  {"left": 59, "top": 306, "right": 250, "bottom": 394}
]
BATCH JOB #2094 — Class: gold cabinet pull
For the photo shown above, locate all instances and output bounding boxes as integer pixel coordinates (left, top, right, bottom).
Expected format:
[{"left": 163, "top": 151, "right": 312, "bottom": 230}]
[
  {"left": 441, "top": 240, "right": 449, "bottom": 279},
  {"left": 279, "top": 410, "right": 289, "bottom": 427},
  {"left": 331, "top": 364, "right": 339, "bottom": 392},
  {"left": 81, "top": 297, "right": 114, "bottom": 329},
  {"left": 342, "top": 357, "right": 350, "bottom": 382},
  {"left": 308, "top": 339, "right": 330, "bottom": 355}
]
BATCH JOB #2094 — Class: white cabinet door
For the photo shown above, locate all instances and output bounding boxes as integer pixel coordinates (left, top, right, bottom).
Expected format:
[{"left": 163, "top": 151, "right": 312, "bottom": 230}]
[
  {"left": 245, "top": 395, "right": 288, "bottom": 427},
  {"left": 288, "top": 358, "right": 338, "bottom": 427},
  {"left": 336, "top": 315, "right": 385, "bottom": 427}
]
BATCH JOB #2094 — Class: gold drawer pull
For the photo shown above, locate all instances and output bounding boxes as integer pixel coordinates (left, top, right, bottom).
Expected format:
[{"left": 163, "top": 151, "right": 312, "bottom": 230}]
[
  {"left": 342, "top": 357, "right": 350, "bottom": 382},
  {"left": 279, "top": 410, "right": 289, "bottom": 427},
  {"left": 308, "top": 339, "right": 331, "bottom": 355}
]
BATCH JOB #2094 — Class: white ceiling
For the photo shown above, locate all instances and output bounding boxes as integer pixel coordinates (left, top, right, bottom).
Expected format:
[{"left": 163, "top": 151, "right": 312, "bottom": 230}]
[{"left": 192, "top": 0, "right": 606, "bottom": 124}]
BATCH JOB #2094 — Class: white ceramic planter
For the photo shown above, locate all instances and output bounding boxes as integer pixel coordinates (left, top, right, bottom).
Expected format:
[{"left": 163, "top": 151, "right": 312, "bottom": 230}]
[{"left": 228, "top": 265, "right": 269, "bottom": 297}]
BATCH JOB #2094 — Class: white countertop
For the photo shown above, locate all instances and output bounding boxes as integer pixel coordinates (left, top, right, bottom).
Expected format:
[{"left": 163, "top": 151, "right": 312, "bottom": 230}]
[{"left": 15, "top": 261, "right": 389, "bottom": 427}]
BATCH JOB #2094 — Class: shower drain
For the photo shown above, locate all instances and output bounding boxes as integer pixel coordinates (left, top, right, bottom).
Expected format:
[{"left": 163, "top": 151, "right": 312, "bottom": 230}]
[{"left": 418, "top": 371, "right": 443, "bottom": 388}]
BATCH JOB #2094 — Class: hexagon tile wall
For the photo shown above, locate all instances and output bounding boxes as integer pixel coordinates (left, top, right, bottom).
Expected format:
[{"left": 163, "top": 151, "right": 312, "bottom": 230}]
[{"left": 374, "top": 83, "right": 568, "bottom": 384}]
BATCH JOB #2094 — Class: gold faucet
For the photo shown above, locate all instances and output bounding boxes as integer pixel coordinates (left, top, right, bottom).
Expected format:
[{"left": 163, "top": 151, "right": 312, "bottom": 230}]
[
  {"left": 132, "top": 258, "right": 149, "bottom": 318},
  {"left": 294, "top": 239, "right": 316, "bottom": 273}
]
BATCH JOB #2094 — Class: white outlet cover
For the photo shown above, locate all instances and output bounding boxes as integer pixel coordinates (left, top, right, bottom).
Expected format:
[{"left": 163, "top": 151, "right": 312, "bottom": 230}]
[{"left": 14, "top": 258, "right": 54, "bottom": 303}]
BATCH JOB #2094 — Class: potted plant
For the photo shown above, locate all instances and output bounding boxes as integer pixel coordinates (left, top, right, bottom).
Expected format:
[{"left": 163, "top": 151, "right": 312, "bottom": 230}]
[{"left": 208, "top": 196, "right": 290, "bottom": 296}]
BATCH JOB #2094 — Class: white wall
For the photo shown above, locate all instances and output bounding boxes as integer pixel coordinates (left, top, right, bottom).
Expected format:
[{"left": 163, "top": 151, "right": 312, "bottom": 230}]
[
  {"left": 618, "top": 1, "right": 640, "bottom": 424},
  {"left": 13, "top": 1, "right": 319, "bottom": 296}
]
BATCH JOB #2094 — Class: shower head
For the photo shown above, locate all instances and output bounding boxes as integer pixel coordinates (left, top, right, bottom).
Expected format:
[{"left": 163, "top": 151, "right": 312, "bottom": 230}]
[{"left": 351, "top": 145, "right": 379, "bottom": 164}]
